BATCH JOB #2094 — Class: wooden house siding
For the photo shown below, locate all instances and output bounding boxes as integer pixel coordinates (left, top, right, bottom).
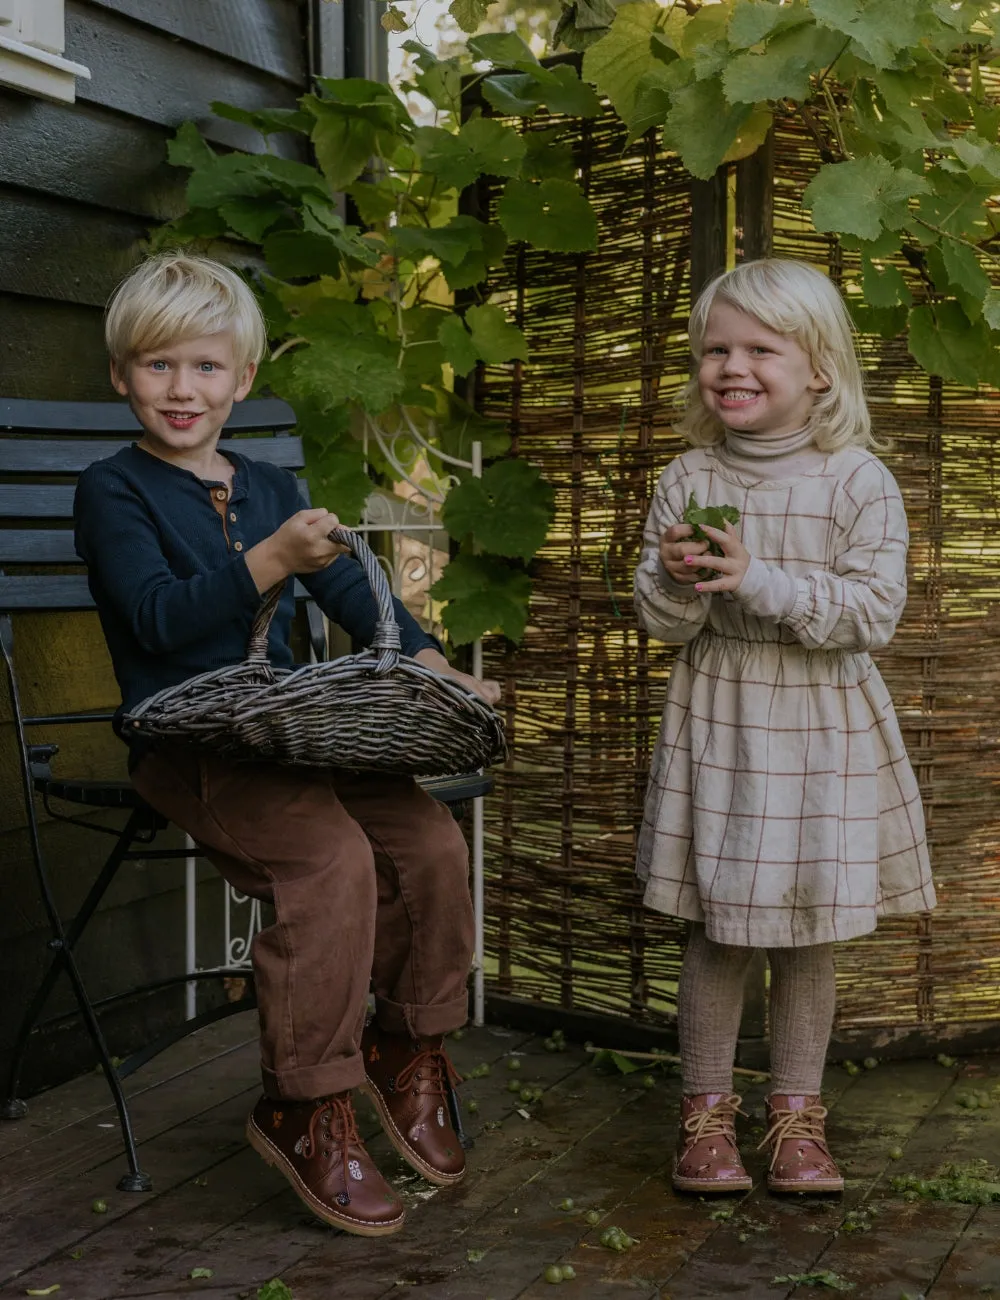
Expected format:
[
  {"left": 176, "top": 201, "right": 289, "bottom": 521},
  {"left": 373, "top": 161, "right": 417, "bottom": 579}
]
[{"left": 0, "top": 0, "right": 345, "bottom": 1089}]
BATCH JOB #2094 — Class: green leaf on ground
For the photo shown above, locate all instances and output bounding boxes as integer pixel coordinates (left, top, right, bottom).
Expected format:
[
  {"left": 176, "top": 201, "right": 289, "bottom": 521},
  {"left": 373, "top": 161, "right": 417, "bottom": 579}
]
[
  {"left": 257, "top": 1282, "right": 294, "bottom": 1300},
  {"left": 662, "top": 81, "right": 755, "bottom": 181},
  {"left": 497, "top": 178, "right": 598, "bottom": 252},
  {"left": 430, "top": 553, "right": 533, "bottom": 644},
  {"left": 190, "top": 1268, "right": 214, "bottom": 1280},
  {"left": 803, "top": 156, "right": 928, "bottom": 239},
  {"left": 442, "top": 460, "right": 554, "bottom": 558},
  {"left": 413, "top": 119, "right": 526, "bottom": 192},
  {"left": 723, "top": 23, "right": 847, "bottom": 104},
  {"left": 772, "top": 1271, "right": 854, "bottom": 1292}
]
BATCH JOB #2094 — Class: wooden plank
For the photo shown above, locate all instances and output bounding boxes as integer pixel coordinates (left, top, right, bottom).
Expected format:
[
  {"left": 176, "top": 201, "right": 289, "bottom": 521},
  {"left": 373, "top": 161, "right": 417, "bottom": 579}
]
[
  {"left": 689, "top": 168, "right": 728, "bottom": 299},
  {"left": 80, "top": 0, "right": 308, "bottom": 85},
  {"left": 0, "top": 530, "right": 79, "bottom": 563},
  {"left": 0, "top": 93, "right": 184, "bottom": 222},
  {"left": 0, "top": 486, "right": 77, "bottom": 520},
  {"left": 65, "top": 2, "right": 305, "bottom": 151},
  {"left": 929, "top": 1208, "right": 1000, "bottom": 1297},
  {"left": 0, "top": 575, "right": 93, "bottom": 611},
  {"left": 735, "top": 129, "right": 774, "bottom": 262},
  {"left": 0, "top": 296, "right": 111, "bottom": 402},
  {"left": 0, "top": 435, "right": 304, "bottom": 473},
  {"left": 0, "top": 397, "right": 297, "bottom": 436},
  {"left": 486, "top": 991, "right": 679, "bottom": 1055}
]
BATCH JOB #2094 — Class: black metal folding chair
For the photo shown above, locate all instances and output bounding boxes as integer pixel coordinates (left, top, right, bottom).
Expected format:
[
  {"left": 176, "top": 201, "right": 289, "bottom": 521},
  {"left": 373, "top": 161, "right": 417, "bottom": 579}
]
[{"left": 0, "top": 396, "right": 486, "bottom": 1190}]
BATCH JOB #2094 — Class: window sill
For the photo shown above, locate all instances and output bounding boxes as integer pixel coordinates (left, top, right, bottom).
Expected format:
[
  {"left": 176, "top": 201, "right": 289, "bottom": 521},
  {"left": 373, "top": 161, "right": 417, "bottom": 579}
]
[{"left": 0, "top": 31, "right": 90, "bottom": 103}]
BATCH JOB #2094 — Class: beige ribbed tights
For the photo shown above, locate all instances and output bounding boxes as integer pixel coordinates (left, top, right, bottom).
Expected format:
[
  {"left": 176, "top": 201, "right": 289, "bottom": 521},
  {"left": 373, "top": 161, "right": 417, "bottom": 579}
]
[{"left": 677, "top": 924, "right": 836, "bottom": 1096}]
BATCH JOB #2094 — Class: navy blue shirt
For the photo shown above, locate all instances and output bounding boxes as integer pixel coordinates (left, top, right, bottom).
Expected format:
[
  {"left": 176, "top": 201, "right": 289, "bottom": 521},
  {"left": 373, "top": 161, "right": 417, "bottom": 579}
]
[{"left": 74, "top": 444, "right": 438, "bottom": 738}]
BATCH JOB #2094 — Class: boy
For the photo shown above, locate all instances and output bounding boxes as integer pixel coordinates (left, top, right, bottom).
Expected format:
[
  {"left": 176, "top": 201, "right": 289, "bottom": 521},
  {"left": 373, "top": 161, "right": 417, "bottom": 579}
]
[{"left": 74, "top": 253, "right": 501, "bottom": 1237}]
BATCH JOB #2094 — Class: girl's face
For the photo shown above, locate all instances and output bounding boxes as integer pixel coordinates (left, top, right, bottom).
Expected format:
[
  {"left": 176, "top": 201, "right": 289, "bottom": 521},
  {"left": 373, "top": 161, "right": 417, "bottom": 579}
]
[{"left": 698, "top": 302, "right": 827, "bottom": 438}]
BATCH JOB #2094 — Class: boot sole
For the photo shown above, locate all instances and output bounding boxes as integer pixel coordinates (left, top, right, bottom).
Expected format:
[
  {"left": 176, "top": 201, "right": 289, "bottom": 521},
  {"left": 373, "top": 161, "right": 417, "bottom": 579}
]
[
  {"left": 359, "top": 1078, "right": 466, "bottom": 1188},
  {"left": 246, "top": 1115, "right": 406, "bottom": 1236},
  {"left": 767, "top": 1176, "right": 844, "bottom": 1195},
  {"left": 672, "top": 1171, "right": 753, "bottom": 1195}
]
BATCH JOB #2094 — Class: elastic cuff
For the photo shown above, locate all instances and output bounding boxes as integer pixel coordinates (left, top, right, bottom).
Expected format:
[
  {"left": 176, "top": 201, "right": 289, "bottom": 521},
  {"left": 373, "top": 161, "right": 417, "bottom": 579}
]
[
  {"left": 374, "top": 991, "right": 470, "bottom": 1039},
  {"left": 261, "top": 1054, "right": 365, "bottom": 1102}
]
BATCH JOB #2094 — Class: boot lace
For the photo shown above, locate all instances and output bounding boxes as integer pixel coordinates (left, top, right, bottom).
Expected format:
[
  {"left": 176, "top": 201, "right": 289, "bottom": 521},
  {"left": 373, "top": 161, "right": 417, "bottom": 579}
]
[
  {"left": 301, "top": 1095, "right": 361, "bottom": 1202},
  {"left": 756, "top": 1103, "right": 831, "bottom": 1172},
  {"left": 681, "top": 1093, "right": 746, "bottom": 1148},
  {"left": 394, "top": 1044, "right": 462, "bottom": 1098}
]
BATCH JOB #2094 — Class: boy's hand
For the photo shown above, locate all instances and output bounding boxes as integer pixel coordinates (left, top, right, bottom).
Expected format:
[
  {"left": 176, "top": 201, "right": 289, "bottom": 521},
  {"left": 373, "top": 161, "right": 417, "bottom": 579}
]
[
  {"left": 685, "top": 521, "right": 751, "bottom": 593},
  {"left": 414, "top": 647, "right": 502, "bottom": 706},
  {"left": 272, "top": 508, "right": 351, "bottom": 573},
  {"left": 246, "top": 508, "right": 349, "bottom": 594},
  {"left": 659, "top": 522, "right": 709, "bottom": 585}
]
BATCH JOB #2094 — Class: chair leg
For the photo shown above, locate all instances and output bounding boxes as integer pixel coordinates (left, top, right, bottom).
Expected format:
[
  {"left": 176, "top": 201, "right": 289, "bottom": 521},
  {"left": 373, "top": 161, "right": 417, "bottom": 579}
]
[
  {"left": 447, "top": 1078, "right": 474, "bottom": 1152},
  {"left": 2, "top": 809, "right": 144, "bottom": 1112}
]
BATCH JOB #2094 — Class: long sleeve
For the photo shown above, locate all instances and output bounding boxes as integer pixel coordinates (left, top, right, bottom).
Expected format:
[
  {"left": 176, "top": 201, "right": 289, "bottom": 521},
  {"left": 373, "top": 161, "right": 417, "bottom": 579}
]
[
  {"left": 634, "top": 462, "right": 711, "bottom": 644},
  {"left": 74, "top": 462, "right": 261, "bottom": 656},
  {"left": 772, "top": 461, "right": 907, "bottom": 652}
]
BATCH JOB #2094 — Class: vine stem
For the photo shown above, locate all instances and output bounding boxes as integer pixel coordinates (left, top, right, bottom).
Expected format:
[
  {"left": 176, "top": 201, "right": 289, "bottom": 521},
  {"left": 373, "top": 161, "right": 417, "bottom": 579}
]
[
  {"left": 269, "top": 335, "right": 306, "bottom": 363},
  {"left": 584, "top": 1045, "right": 769, "bottom": 1080},
  {"left": 910, "top": 216, "right": 1000, "bottom": 270}
]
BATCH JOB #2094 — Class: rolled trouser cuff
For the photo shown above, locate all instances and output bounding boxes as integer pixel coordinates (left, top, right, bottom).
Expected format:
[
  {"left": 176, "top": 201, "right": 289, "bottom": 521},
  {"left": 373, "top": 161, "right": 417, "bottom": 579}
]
[
  {"left": 374, "top": 991, "right": 470, "bottom": 1040},
  {"left": 261, "top": 1053, "right": 366, "bottom": 1102}
]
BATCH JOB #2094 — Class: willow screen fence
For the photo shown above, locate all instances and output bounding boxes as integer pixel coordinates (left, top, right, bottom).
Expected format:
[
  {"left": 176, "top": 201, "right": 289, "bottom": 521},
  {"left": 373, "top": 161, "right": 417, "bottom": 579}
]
[{"left": 471, "top": 88, "right": 1000, "bottom": 1058}]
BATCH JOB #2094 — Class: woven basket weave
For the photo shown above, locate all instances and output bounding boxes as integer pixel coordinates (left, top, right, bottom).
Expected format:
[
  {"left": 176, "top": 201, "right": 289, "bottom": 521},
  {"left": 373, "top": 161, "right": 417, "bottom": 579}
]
[{"left": 123, "top": 526, "right": 506, "bottom": 777}]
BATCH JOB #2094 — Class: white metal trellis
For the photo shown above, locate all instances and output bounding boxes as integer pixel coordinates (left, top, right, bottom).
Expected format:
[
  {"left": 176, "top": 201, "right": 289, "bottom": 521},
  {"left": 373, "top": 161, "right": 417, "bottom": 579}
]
[{"left": 185, "top": 419, "right": 488, "bottom": 1026}]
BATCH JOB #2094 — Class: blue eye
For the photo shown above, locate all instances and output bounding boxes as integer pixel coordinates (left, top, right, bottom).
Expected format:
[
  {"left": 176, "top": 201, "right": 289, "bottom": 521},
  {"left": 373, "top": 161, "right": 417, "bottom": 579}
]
[
  {"left": 150, "top": 360, "right": 167, "bottom": 371},
  {"left": 199, "top": 362, "right": 216, "bottom": 373}
]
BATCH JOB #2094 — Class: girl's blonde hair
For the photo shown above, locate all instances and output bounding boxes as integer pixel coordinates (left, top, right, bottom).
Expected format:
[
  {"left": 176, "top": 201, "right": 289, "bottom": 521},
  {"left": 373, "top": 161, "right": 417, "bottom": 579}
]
[
  {"left": 105, "top": 253, "right": 267, "bottom": 373},
  {"left": 679, "top": 258, "right": 872, "bottom": 452}
]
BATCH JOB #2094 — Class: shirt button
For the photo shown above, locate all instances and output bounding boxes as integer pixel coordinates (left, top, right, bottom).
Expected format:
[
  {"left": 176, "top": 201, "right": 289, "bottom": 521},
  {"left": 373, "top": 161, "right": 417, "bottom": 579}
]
[
  {"left": 214, "top": 489, "right": 227, "bottom": 501},
  {"left": 234, "top": 541, "right": 244, "bottom": 552},
  {"left": 229, "top": 512, "right": 237, "bottom": 522}
]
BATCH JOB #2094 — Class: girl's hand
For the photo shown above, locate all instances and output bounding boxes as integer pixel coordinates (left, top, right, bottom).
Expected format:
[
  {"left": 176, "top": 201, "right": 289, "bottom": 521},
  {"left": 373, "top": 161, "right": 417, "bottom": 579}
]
[
  {"left": 659, "top": 523, "right": 709, "bottom": 585},
  {"left": 684, "top": 522, "right": 751, "bottom": 593}
]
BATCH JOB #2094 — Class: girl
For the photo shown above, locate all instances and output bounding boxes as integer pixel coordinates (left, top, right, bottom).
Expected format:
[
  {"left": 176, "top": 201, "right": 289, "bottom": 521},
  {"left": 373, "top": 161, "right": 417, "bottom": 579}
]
[{"left": 634, "top": 258, "right": 935, "bottom": 1196}]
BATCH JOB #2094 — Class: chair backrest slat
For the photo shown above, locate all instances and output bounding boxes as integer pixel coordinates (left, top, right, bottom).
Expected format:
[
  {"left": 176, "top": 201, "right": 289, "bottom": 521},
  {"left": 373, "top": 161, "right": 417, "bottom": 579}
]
[
  {"left": 0, "top": 530, "right": 79, "bottom": 564},
  {"left": 0, "top": 573, "right": 314, "bottom": 613},
  {"left": 0, "top": 435, "right": 305, "bottom": 476},
  {"left": 0, "top": 397, "right": 296, "bottom": 436},
  {"left": 0, "top": 485, "right": 77, "bottom": 519}
]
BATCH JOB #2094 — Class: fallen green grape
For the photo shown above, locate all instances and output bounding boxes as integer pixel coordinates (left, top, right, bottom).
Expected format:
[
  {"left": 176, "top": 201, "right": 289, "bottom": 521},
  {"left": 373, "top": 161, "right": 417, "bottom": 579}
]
[
  {"left": 507, "top": 1057, "right": 522, "bottom": 1072},
  {"left": 642, "top": 1075, "right": 655, "bottom": 1089},
  {"left": 90, "top": 1198, "right": 108, "bottom": 1215},
  {"left": 936, "top": 1053, "right": 957, "bottom": 1068},
  {"left": 466, "top": 1099, "right": 479, "bottom": 1114},
  {"left": 543, "top": 1264, "right": 564, "bottom": 1284},
  {"left": 863, "top": 1057, "right": 879, "bottom": 1070},
  {"left": 557, "top": 1197, "right": 575, "bottom": 1211},
  {"left": 561, "top": 1266, "right": 576, "bottom": 1280},
  {"left": 888, "top": 1146, "right": 904, "bottom": 1160},
  {"left": 507, "top": 1079, "right": 522, "bottom": 1094},
  {"left": 584, "top": 1209, "right": 601, "bottom": 1225}
]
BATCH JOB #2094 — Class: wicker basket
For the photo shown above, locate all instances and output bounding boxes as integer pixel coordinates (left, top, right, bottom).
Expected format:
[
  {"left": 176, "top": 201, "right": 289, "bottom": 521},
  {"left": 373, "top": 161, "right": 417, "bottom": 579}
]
[{"left": 122, "top": 527, "right": 506, "bottom": 777}]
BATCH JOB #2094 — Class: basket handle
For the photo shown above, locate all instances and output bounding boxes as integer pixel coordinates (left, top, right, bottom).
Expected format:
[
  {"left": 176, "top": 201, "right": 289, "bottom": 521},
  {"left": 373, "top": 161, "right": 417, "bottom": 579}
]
[{"left": 245, "top": 525, "right": 401, "bottom": 675}]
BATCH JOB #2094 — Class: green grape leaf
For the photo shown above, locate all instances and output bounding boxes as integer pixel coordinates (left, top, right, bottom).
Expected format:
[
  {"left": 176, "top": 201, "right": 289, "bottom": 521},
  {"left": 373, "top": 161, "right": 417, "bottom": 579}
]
[
  {"left": 530, "top": 64, "right": 603, "bottom": 118},
  {"left": 449, "top": 0, "right": 494, "bottom": 34},
  {"left": 211, "top": 102, "right": 313, "bottom": 137},
  {"left": 434, "top": 391, "right": 512, "bottom": 463},
  {"left": 167, "top": 121, "right": 215, "bottom": 171},
  {"left": 413, "top": 119, "right": 526, "bottom": 192},
  {"left": 440, "top": 219, "right": 508, "bottom": 292},
  {"left": 628, "top": 67, "right": 677, "bottom": 141},
  {"left": 392, "top": 217, "right": 485, "bottom": 268},
  {"left": 861, "top": 256, "right": 912, "bottom": 307},
  {"left": 218, "top": 198, "right": 288, "bottom": 243},
  {"left": 306, "top": 81, "right": 411, "bottom": 192},
  {"left": 381, "top": 5, "right": 409, "bottom": 33},
  {"left": 582, "top": 2, "right": 672, "bottom": 124},
  {"left": 984, "top": 289, "right": 1000, "bottom": 331},
  {"left": 662, "top": 81, "right": 755, "bottom": 181},
  {"left": 185, "top": 153, "right": 327, "bottom": 210},
  {"left": 722, "top": 106, "right": 774, "bottom": 163},
  {"left": 848, "top": 302, "right": 908, "bottom": 337},
  {"left": 466, "top": 303, "right": 528, "bottom": 363},
  {"left": 442, "top": 460, "right": 554, "bottom": 559},
  {"left": 916, "top": 172, "right": 993, "bottom": 239},
  {"left": 438, "top": 315, "right": 480, "bottom": 377},
  {"left": 941, "top": 238, "right": 990, "bottom": 303},
  {"left": 430, "top": 553, "right": 534, "bottom": 644},
  {"left": 908, "top": 301, "right": 1000, "bottom": 388},
  {"left": 522, "top": 129, "right": 577, "bottom": 182},
  {"left": 723, "top": 24, "right": 846, "bottom": 105},
  {"left": 467, "top": 32, "right": 538, "bottom": 67},
  {"left": 803, "top": 157, "right": 928, "bottom": 240},
  {"left": 728, "top": 1, "right": 813, "bottom": 50},
  {"left": 348, "top": 179, "right": 403, "bottom": 225},
  {"left": 952, "top": 132, "right": 1000, "bottom": 180},
  {"left": 497, "top": 178, "right": 598, "bottom": 252},
  {"left": 808, "top": 0, "right": 936, "bottom": 70},
  {"left": 555, "top": 0, "right": 619, "bottom": 52},
  {"left": 482, "top": 74, "right": 543, "bottom": 118},
  {"left": 287, "top": 302, "right": 405, "bottom": 413},
  {"left": 153, "top": 208, "right": 228, "bottom": 247}
]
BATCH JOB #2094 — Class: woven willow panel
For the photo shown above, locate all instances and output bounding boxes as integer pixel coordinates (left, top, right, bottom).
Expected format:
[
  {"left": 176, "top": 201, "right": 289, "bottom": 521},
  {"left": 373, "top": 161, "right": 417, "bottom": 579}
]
[{"left": 478, "top": 104, "right": 1000, "bottom": 1037}]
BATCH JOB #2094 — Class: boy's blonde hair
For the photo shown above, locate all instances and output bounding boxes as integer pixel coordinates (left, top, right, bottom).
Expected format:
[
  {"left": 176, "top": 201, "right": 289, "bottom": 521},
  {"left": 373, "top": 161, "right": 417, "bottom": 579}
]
[
  {"left": 679, "top": 258, "right": 872, "bottom": 452},
  {"left": 105, "top": 253, "right": 267, "bottom": 373}
]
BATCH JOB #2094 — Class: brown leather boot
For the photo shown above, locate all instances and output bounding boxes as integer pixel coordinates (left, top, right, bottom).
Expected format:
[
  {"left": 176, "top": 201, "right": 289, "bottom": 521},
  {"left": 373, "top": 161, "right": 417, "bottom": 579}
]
[
  {"left": 246, "top": 1093, "right": 405, "bottom": 1235},
  {"left": 672, "top": 1092, "right": 753, "bottom": 1194},
  {"left": 360, "top": 1021, "right": 466, "bottom": 1186},
  {"left": 758, "top": 1093, "right": 844, "bottom": 1194}
]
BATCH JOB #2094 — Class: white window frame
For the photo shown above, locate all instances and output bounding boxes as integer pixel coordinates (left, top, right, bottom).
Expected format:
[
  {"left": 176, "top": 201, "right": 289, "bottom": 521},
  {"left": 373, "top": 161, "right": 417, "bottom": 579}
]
[{"left": 0, "top": 0, "right": 90, "bottom": 104}]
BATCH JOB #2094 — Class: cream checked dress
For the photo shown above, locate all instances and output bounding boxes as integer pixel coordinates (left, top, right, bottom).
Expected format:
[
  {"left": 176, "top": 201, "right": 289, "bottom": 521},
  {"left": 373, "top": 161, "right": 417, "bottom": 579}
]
[{"left": 634, "top": 429, "right": 935, "bottom": 948}]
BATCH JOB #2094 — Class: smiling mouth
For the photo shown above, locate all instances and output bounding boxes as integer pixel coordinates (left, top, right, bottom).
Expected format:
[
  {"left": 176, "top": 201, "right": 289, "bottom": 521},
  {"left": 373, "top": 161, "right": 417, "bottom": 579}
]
[
  {"left": 718, "top": 389, "right": 760, "bottom": 402},
  {"left": 161, "top": 411, "right": 203, "bottom": 426}
]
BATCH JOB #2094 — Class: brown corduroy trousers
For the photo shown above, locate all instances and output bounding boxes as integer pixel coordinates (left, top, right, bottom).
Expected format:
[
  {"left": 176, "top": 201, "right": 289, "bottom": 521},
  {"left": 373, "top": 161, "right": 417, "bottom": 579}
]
[{"left": 133, "top": 747, "right": 474, "bottom": 1102}]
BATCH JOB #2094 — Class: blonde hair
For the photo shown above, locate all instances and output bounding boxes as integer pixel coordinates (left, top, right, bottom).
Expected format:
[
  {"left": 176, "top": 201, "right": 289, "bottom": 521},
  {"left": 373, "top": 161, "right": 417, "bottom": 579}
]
[
  {"left": 105, "top": 253, "right": 267, "bottom": 373},
  {"left": 678, "top": 258, "right": 872, "bottom": 452}
]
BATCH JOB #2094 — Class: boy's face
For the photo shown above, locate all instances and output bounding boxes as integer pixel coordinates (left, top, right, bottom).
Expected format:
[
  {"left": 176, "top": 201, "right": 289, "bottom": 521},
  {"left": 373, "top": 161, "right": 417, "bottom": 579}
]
[{"left": 111, "top": 331, "right": 257, "bottom": 464}]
